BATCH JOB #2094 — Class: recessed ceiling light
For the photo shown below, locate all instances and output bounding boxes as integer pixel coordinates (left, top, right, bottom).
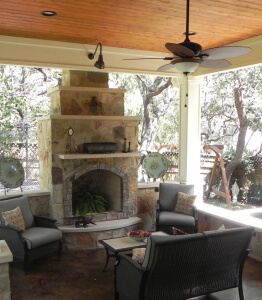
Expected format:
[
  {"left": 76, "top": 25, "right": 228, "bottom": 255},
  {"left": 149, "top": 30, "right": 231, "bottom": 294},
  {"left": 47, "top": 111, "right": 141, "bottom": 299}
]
[{"left": 41, "top": 11, "right": 57, "bottom": 17}]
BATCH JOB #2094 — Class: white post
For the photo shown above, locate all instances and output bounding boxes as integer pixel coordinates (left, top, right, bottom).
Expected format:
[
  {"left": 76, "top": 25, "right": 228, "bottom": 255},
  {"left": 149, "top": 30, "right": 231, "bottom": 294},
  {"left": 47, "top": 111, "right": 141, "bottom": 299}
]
[{"left": 174, "top": 75, "right": 202, "bottom": 185}]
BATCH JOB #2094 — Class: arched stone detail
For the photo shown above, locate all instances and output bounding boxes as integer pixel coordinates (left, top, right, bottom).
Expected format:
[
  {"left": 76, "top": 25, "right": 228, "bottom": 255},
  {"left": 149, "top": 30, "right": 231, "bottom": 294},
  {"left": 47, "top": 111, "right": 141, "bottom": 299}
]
[{"left": 63, "top": 162, "right": 129, "bottom": 219}]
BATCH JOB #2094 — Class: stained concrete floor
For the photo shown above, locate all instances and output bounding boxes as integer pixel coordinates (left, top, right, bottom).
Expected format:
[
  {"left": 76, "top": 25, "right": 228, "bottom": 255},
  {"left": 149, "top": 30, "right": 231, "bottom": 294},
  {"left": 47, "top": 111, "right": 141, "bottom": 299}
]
[{"left": 9, "top": 249, "right": 262, "bottom": 300}]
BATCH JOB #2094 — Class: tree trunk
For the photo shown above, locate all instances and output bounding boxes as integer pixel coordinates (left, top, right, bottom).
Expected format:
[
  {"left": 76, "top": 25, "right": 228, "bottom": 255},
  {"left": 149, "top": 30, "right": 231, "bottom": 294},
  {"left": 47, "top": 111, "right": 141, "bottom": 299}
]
[
  {"left": 139, "top": 77, "right": 172, "bottom": 151},
  {"left": 225, "top": 87, "right": 248, "bottom": 182}
]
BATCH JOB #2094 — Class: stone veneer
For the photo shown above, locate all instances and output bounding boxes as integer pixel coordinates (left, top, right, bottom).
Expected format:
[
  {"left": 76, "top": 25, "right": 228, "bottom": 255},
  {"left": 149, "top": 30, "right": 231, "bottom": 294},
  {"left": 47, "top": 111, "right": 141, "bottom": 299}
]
[
  {"left": 61, "top": 218, "right": 141, "bottom": 250},
  {"left": 38, "top": 71, "right": 140, "bottom": 225},
  {"left": 0, "top": 240, "right": 12, "bottom": 300}
]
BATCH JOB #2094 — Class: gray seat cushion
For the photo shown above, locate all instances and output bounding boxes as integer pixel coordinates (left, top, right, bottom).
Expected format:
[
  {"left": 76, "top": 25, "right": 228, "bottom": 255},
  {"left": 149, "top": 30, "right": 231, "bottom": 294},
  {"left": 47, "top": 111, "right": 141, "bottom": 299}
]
[
  {"left": 22, "top": 227, "right": 62, "bottom": 249},
  {"left": 159, "top": 211, "right": 195, "bottom": 227}
]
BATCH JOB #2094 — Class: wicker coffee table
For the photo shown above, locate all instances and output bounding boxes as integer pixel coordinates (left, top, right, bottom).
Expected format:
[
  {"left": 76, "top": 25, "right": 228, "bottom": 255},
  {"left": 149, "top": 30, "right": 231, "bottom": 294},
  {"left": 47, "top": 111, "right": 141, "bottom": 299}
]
[{"left": 98, "top": 231, "right": 167, "bottom": 271}]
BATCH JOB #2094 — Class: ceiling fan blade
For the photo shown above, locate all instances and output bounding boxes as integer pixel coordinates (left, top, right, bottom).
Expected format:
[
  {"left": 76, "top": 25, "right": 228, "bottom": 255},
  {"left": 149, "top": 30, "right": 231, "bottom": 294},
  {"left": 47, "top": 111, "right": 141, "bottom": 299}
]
[
  {"left": 200, "top": 59, "right": 231, "bottom": 69},
  {"left": 157, "top": 63, "right": 176, "bottom": 72},
  {"left": 201, "top": 46, "right": 252, "bottom": 60},
  {"left": 165, "top": 43, "right": 194, "bottom": 57},
  {"left": 123, "top": 57, "right": 173, "bottom": 61}
]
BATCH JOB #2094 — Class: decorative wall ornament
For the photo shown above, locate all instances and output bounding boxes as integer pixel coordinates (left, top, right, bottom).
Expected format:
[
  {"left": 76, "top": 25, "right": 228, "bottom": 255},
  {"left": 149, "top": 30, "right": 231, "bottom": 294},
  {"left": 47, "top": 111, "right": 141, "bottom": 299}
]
[
  {"left": 0, "top": 157, "right": 25, "bottom": 194},
  {"left": 142, "top": 152, "right": 169, "bottom": 182},
  {"left": 88, "top": 96, "right": 102, "bottom": 115},
  {"left": 66, "top": 127, "right": 76, "bottom": 154}
]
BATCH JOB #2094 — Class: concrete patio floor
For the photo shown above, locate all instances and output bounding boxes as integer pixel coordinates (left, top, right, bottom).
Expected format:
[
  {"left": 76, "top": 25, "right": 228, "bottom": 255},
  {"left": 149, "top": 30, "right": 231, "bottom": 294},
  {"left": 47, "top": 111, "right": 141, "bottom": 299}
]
[{"left": 9, "top": 248, "right": 262, "bottom": 300}]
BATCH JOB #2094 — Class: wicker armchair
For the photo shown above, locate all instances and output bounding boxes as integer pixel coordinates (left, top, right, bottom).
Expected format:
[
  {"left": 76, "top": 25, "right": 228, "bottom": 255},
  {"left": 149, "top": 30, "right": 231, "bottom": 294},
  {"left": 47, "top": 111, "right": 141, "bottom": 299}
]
[
  {"left": 115, "top": 227, "right": 254, "bottom": 300},
  {"left": 0, "top": 195, "right": 62, "bottom": 274},
  {"left": 156, "top": 182, "right": 198, "bottom": 234}
]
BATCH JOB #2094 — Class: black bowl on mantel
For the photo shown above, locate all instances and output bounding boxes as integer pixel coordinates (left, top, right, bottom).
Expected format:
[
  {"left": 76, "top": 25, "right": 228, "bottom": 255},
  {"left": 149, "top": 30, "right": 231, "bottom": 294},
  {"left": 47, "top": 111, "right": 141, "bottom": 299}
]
[{"left": 83, "top": 142, "right": 117, "bottom": 154}]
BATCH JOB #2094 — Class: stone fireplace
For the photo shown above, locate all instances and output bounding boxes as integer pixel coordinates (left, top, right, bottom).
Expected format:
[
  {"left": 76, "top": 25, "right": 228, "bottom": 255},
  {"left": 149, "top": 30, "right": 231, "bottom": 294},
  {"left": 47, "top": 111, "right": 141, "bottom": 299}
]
[
  {"left": 38, "top": 71, "right": 140, "bottom": 227},
  {"left": 65, "top": 162, "right": 130, "bottom": 221}
]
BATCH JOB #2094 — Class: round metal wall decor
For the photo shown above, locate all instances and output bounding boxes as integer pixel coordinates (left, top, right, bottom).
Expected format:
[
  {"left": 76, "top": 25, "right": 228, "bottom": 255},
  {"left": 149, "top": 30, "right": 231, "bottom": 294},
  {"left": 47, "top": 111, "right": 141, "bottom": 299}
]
[
  {"left": 142, "top": 152, "right": 169, "bottom": 179},
  {"left": 0, "top": 157, "right": 25, "bottom": 188}
]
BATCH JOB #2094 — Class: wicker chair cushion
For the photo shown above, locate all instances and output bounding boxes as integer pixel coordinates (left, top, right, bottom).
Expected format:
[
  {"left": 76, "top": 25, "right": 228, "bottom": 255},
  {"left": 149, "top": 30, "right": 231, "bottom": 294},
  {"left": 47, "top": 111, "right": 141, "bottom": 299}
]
[
  {"left": 159, "top": 211, "right": 195, "bottom": 226},
  {"left": 218, "top": 224, "right": 226, "bottom": 230},
  {"left": 2, "top": 206, "right": 25, "bottom": 231},
  {"left": 174, "top": 192, "right": 197, "bottom": 215},
  {"left": 22, "top": 227, "right": 63, "bottom": 249},
  {"left": 132, "top": 248, "right": 146, "bottom": 264}
]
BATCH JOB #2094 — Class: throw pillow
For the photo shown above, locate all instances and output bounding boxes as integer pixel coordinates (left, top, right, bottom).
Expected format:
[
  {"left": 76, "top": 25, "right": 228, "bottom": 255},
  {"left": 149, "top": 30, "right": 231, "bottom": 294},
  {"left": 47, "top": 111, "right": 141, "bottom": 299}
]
[
  {"left": 132, "top": 248, "right": 146, "bottom": 264},
  {"left": 2, "top": 206, "right": 26, "bottom": 231},
  {"left": 174, "top": 192, "right": 197, "bottom": 215},
  {"left": 218, "top": 224, "right": 226, "bottom": 230}
]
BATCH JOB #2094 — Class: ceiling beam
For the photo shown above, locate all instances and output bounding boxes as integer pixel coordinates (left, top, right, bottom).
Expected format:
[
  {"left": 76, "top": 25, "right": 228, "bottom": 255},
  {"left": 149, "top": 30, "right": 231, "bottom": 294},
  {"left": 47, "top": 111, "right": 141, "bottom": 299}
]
[{"left": 0, "top": 34, "right": 262, "bottom": 77}]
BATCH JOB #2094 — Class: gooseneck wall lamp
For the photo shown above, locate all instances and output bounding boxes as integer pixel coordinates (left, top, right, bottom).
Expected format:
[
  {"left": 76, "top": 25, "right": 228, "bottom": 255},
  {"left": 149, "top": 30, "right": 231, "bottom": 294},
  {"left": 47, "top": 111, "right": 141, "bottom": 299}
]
[{"left": 88, "top": 43, "right": 105, "bottom": 69}]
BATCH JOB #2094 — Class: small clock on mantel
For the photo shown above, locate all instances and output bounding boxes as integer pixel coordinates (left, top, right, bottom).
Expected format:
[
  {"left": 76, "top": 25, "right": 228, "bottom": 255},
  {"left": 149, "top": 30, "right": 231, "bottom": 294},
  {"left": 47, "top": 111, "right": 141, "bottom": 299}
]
[
  {"left": 68, "top": 127, "right": 74, "bottom": 136},
  {"left": 66, "top": 127, "right": 75, "bottom": 153}
]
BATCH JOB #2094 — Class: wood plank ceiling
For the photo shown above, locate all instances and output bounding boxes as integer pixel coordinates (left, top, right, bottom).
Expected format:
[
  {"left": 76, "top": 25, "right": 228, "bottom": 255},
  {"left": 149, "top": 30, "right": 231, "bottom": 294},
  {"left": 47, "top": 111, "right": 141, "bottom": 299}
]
[{"left": 0, "top": 0, "right": 262, "bottom": 54}]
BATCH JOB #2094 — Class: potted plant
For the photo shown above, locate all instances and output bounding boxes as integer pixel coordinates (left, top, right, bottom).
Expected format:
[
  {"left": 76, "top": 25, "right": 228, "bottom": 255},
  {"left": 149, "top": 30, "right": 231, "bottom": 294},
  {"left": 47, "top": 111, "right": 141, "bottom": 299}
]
[{"left": 73, "top": 187, "right": 108, "bottom": 216}]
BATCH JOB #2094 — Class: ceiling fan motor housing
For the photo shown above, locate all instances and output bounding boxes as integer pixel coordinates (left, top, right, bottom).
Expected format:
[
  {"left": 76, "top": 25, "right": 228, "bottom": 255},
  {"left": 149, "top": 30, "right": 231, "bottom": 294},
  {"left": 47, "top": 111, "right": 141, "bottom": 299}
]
[{"left": 179, "top": 41, "right": 202, "bottom": 56}]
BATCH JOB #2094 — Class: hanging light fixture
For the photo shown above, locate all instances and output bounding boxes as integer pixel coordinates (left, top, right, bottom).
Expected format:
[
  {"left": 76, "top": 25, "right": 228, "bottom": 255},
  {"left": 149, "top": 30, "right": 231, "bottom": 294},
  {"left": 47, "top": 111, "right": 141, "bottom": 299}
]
[
  {"left": 173, "top": 58, "right": 200, "bottom": 75},
  {"left": 88, "top": 43, "right": 105, "bottom": 69}
]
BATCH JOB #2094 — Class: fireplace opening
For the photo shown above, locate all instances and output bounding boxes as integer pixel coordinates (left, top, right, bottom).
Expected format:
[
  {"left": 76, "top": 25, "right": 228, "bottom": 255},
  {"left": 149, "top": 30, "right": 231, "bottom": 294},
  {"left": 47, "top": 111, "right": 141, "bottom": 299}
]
[{"left": 72, "top": 169, "right": 123, "bottom": 216}]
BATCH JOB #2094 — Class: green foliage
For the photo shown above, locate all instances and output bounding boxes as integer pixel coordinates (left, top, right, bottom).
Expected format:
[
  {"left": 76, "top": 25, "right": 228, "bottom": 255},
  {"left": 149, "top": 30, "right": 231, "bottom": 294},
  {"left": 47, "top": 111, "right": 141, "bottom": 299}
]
[
  {"left": 109, "top": 73, "right": 179, "bottom": 151},
  {"left": 201, "top": 66, "right": 262, "bottom": 154},
  {"left": 0, "top": 66, "right": 61, "bottom": 156},
  {"left": 73, "top": 188, "right": 108, "bottom": 216}
]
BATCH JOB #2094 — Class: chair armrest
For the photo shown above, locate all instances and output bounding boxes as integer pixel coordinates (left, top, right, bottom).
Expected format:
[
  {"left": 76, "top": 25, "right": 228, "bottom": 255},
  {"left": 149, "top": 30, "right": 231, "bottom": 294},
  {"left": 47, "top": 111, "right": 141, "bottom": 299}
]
[
  {"left": 34, "top": 215, "right": 58, "bottom": 228},
  {"left": 115, "top": 253, "right": 149, "bottom": 299},
  {"left": 155, "top": 200, "right": 160, "bottom": 231},
  {"left": 0, "top": 223, "right": 23, "bottom": 233},
  {"left": 156, "top": 199, "right": 160, "bottom": 212},
  {"left": 0, "top": 223, "right": 26, "bottom": 249},
  {"left": 193, "top": 205, "right": 198, "bottom": 219},
  {"left": 193, "top": 205, "right": 198, "bottom": 233}
]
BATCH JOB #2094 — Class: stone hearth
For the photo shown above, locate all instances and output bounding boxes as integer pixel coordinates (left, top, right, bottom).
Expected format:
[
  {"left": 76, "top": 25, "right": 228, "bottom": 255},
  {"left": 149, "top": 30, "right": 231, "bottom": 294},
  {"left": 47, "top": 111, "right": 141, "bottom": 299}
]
[{"left": 38, "top": 71, "right": 140, "bottom": 230}]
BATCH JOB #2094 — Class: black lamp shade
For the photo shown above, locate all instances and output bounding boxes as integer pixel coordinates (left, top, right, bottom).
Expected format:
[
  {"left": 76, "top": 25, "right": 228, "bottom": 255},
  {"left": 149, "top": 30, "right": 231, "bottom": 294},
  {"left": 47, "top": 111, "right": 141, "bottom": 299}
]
[{"left": 94, "top": 54, "right": 105, "bottom": 69}]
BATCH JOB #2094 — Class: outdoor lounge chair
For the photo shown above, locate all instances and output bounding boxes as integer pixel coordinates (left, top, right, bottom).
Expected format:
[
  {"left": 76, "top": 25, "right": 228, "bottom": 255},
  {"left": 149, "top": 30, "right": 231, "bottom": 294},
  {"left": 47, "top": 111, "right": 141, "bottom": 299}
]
[
  {"left": 0, "top": 195, "right": 62, "bottom": 274},
  {"left": 156, "top": 182, "right": 198, "bottom": 234}
]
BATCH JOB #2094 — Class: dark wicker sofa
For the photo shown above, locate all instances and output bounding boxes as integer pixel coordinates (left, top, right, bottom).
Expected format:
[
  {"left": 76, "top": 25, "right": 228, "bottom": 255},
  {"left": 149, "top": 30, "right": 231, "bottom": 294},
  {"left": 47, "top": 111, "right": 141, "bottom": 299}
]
[{"left": 115, "top": 227, "right": 254, "bottom": 300}]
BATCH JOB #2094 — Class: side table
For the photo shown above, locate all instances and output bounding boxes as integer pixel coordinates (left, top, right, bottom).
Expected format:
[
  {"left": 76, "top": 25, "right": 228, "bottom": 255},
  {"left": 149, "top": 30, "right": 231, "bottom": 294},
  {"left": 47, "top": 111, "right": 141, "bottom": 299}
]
[{"left": 98, "top": 231, "right": 168, "bottom": 271}]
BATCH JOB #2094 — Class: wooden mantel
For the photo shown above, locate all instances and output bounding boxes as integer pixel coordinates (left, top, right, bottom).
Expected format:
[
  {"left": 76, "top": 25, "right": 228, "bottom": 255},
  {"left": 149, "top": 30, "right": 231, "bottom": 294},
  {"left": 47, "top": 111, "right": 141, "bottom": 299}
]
[{"left": 58, "top": 152, "right": 139, "bottom": 159}]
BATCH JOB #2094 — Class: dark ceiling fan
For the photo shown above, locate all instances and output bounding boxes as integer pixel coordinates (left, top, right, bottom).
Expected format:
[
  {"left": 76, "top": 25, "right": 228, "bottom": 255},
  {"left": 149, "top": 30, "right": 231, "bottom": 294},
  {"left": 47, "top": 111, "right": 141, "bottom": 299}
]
[{"left": 124, "top": 0, "right": 252, "bottom": 75}]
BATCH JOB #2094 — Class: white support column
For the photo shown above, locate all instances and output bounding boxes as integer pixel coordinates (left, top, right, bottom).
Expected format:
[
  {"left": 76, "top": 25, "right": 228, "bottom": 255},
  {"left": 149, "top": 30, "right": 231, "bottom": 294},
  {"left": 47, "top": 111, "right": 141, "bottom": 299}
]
[{"left": 174, "top": 75, "right": 202, "bottom": 185}]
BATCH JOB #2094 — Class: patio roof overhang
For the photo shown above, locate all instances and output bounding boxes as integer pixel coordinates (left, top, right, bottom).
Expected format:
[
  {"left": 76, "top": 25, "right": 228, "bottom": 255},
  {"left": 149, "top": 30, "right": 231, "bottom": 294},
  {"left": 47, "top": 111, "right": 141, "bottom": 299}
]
[
  {"left": 0, "top": 34, "right": 262, "bottom": 78},
  {"left": 0, "top": 33, "right": 261, "bottom": 185}
]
